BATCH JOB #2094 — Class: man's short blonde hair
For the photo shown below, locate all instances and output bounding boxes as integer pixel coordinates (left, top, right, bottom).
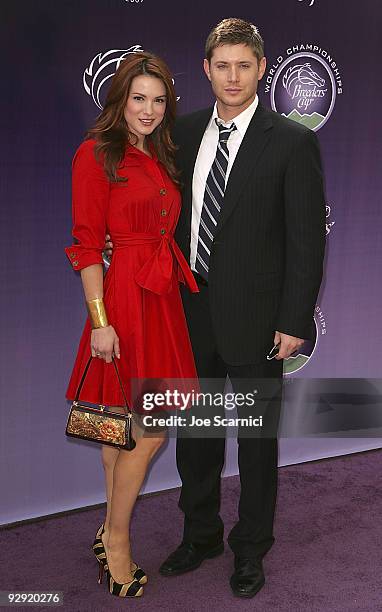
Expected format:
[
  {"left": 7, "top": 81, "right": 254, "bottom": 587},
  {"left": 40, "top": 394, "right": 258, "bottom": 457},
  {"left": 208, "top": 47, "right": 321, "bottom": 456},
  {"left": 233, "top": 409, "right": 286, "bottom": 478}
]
[{"left": 205, "top": 18, "right": 265, "bottom": 63}]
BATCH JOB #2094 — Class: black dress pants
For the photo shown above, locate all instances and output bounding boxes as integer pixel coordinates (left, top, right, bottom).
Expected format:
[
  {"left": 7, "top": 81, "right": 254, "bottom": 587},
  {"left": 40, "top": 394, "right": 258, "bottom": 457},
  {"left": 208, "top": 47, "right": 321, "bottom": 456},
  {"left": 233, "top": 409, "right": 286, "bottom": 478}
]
[{"left": 177, "top": 283, "right": 283, "bottom": 560}]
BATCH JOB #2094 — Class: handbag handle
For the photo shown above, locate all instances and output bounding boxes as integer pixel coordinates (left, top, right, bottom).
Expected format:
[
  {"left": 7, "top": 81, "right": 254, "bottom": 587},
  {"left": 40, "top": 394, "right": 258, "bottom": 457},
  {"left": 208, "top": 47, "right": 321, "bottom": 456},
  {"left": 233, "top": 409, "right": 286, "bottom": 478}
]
[{"left": 74, "top": 355, "right": 131, "bottom": 415}]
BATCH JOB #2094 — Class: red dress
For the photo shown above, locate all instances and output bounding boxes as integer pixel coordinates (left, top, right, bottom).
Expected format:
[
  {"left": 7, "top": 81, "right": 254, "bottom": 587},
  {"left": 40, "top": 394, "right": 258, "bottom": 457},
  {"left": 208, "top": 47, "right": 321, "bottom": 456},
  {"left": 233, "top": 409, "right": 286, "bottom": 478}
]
[{"left": 65, "top": 139, "right": 199, "bottom": 410}]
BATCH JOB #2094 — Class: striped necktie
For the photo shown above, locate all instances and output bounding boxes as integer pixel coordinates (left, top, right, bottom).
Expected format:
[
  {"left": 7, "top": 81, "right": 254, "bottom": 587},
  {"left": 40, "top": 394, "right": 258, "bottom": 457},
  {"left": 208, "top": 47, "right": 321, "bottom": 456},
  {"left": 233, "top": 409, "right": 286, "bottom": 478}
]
[{"left": 195, "top": 119, "right": 237, "bottom": 280}]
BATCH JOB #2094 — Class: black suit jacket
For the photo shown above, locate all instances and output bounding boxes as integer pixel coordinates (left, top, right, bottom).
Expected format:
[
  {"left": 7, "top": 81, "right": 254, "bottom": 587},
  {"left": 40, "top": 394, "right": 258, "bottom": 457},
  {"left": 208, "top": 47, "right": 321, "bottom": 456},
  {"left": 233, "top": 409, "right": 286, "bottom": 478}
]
[{"left": 173, "top": 102, "right": 326, "bottom": 364}]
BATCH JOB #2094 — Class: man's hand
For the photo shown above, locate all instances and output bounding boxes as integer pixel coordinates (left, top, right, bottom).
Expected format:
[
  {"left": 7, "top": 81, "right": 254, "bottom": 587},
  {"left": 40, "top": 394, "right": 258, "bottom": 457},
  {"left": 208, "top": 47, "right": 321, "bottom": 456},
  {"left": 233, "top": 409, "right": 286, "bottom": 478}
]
[
  {"left": 104, "top": 234, "right": 113, "bottom": 259},
  {"left": 273, "top": 331, "right": 304, "bottom": 360}
]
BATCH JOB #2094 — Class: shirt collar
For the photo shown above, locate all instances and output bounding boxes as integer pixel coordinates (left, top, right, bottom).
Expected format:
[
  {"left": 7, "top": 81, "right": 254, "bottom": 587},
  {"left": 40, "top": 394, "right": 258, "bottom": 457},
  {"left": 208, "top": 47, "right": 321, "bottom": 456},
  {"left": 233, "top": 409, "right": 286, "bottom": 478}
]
[{"left": 208, "top": 94, "right": 259, "bottom": 137}]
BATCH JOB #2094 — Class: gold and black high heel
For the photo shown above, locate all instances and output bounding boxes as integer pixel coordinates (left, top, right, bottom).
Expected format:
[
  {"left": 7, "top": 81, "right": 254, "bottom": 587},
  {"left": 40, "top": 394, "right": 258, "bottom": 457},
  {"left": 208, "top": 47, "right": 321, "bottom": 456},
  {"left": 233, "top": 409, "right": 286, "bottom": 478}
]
[
  {"left": 104, "top": 552, "right": 144, "bottom": 597},
  {"left": 98, "top": 558, "right": 107, "bottom": 585},
  {"left": 92, "top": 524, "right": 147, "bottom": 585},
  {"left": 130, "top": 561, "right": 147, "bottom": 585},
  {"left": 93, "top": 524, "right": 107, "bottom": 565}
]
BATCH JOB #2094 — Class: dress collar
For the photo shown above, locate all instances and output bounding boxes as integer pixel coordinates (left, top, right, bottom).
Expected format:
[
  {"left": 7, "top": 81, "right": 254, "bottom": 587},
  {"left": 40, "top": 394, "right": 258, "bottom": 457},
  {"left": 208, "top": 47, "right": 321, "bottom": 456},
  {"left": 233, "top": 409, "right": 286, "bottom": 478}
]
[{"left": 126, "top": 139, "right": 158, "bottom": 161}]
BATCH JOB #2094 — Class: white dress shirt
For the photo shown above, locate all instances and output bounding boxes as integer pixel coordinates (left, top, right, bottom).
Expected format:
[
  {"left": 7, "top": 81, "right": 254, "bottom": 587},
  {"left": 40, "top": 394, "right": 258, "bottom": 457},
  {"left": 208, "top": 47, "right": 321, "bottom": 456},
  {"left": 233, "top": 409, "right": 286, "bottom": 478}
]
[{"left": 190, "top": 95, "right": 259, "bottom": 271}]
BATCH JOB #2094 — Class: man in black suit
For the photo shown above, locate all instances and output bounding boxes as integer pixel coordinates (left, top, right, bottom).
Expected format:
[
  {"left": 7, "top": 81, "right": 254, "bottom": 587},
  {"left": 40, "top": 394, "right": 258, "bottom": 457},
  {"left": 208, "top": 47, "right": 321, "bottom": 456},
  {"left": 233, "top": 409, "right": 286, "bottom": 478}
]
[{"left": 158, "top": 18, "right": 326, "bottom": 597}]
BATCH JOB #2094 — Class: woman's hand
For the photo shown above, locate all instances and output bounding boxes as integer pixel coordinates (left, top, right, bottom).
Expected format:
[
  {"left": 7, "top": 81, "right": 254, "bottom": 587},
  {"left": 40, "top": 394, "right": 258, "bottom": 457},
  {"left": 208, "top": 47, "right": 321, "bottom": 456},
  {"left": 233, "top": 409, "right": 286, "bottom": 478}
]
[
  {"left": 91, "top": 325, "right": 120, "bottom": 363},
  {"left": 104, "top": 233, "right": 114, "bottom": 259}
]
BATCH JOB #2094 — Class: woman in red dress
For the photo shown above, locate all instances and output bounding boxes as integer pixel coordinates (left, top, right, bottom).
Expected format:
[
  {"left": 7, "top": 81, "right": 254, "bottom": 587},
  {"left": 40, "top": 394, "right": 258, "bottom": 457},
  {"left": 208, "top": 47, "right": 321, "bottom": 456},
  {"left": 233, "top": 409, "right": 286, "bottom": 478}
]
[{"left": 65, "top": 52, "right": 198, "bottom": 598}]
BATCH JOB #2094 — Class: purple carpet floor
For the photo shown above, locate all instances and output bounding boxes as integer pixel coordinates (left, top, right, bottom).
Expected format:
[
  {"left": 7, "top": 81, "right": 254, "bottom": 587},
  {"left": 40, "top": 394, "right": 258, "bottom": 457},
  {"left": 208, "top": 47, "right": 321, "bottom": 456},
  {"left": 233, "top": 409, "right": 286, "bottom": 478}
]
[{"left": 1, "top": 449, "right": 381, "bottom": 611}]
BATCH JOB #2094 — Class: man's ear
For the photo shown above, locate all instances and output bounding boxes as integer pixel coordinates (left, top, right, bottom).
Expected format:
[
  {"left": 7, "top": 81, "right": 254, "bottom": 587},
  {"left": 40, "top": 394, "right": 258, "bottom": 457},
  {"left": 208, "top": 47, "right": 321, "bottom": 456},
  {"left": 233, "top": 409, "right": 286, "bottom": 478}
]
[
  {"left": 258, "top": 56, "right": 267, "bottom": 81},
  {"left": 203, "top": 58, "right": 211, "bottom": 81}
]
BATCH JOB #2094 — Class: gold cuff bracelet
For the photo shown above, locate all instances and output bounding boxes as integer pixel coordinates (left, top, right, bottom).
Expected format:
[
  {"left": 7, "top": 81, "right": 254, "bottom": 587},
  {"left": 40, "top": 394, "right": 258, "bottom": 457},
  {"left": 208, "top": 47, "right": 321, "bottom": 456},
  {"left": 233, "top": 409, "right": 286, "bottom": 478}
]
[{"left": 86, "top": 298, "right": 109, "bottom": 329}]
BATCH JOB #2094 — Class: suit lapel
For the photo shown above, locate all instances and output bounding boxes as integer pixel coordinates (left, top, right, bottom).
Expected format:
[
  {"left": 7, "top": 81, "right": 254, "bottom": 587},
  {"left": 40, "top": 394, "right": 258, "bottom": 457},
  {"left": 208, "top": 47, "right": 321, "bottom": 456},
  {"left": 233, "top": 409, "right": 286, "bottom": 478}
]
[{"left": 215, "top": 103, "right": 274, "bottom": 237}]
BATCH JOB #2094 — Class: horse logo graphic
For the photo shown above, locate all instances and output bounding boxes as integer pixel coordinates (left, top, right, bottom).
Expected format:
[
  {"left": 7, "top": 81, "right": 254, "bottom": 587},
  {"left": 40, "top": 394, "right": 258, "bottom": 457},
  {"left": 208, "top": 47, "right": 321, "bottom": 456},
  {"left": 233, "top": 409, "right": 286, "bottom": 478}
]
[
  {"left": 283, "top": 63, "right": 325, "bottom": 96},
  {"left": 83, "top": 46, "right": 144, "bottom": 109},
  {"left": 281, "top": 61, "right": 327, "bottom": 117},
  {"left": 83, "top": 46, "right": 182, "bottom": 109}
]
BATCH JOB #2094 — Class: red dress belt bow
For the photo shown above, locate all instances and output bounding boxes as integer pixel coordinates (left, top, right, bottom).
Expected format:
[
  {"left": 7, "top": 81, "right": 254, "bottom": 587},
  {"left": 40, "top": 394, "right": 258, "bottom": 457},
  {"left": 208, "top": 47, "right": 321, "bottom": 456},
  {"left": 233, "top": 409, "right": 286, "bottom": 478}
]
[{"left": 113, "top": 232, "right": 199, "bottom": 295}]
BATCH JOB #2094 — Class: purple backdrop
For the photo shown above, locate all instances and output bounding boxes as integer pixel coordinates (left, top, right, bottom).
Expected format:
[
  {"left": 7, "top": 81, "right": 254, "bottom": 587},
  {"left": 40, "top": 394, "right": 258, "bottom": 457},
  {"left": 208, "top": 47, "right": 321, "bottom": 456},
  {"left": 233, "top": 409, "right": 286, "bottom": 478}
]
[{"left": 1, "top": 0, "right": 382, "bottom": 525}]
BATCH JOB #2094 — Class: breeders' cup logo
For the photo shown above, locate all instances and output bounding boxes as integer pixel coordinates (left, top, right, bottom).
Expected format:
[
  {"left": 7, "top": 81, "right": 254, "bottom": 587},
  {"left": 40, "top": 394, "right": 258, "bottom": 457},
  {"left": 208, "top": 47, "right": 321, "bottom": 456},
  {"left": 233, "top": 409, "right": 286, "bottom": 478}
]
[
  {"left": 283, "top": 62, "right": 325, "bottom": 100},
  {"left": 266, "top": 45, "right": 343, "bottom": 131},
  {"left": 83, "top": 46, "right": 181, "bottom": 109},
  {"left": 83, "top": 46, "right": 144, "bottom": 109},
  {"left": 283, "top": 307, "right": 327, "bottom": 375}
]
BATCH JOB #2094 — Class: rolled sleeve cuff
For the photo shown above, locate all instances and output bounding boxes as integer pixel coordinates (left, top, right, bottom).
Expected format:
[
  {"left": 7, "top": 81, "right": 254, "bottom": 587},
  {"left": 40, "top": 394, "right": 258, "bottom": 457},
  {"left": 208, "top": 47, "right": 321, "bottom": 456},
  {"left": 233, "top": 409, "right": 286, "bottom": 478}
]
[{"left": 64, "top": 246, "right": 104, "bottom": 271}]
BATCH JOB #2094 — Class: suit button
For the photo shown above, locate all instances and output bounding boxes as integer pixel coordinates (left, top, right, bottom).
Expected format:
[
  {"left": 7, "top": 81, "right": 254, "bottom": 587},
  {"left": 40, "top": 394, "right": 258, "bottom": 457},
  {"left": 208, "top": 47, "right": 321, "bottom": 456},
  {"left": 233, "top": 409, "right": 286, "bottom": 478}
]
[
  {"left": 72, "top": 260, "right": 79, "bottom": 267},
  {"left": 161, "top": 209, "right": 167, "bottom": 216},
  {"left": 160, "top": 188, "right": 167, "bottom": 196},
  {"left": 70, "top": 252, "right": 76, "bottom": 259},
  {"left": 160, "top": 228, "right": 166, "bottom": 235}
]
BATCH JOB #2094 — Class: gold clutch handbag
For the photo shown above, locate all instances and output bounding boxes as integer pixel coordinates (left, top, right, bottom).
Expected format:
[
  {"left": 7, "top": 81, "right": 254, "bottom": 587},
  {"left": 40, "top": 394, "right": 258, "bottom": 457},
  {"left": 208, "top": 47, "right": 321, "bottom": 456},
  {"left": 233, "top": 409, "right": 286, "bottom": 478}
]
[{"left": 65, "top": 355, "right": 136, "bottom": 450}]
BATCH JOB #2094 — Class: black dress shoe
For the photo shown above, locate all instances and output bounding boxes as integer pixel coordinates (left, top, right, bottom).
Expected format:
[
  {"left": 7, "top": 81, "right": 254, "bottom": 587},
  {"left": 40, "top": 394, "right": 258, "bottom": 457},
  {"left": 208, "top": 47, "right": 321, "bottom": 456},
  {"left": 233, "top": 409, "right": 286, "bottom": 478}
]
[
  {"left": 159, "top": 541, "right": 224, "bottom": 576},
  {"left": 230, "top": 557, "right": 265, "bottom": 598}
]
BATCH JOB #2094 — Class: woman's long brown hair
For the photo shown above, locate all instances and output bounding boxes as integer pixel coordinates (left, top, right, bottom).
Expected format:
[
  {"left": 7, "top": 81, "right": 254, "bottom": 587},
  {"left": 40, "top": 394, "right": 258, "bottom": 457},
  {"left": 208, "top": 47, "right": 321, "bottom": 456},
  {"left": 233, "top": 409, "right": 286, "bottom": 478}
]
[{"left": 87, "top": 52, "right": 179, "bottom": 184}]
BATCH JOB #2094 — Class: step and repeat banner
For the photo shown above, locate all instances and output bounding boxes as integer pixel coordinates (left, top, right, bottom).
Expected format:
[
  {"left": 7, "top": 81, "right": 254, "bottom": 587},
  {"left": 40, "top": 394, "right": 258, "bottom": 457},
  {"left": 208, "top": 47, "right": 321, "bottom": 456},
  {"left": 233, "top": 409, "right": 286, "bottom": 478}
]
[{"left": 1, "top": 0, "right": 381, "bottom": 524}]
